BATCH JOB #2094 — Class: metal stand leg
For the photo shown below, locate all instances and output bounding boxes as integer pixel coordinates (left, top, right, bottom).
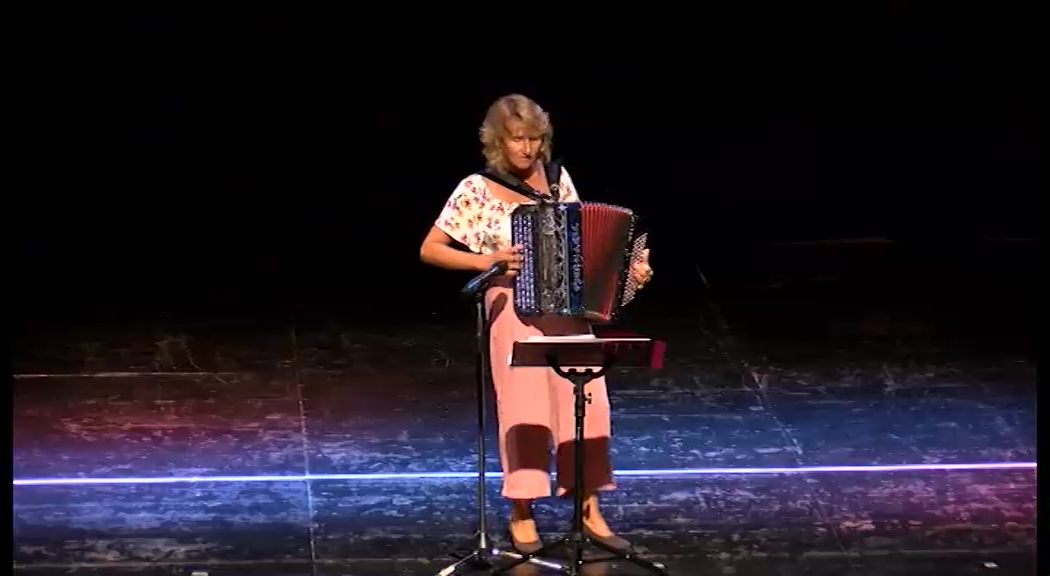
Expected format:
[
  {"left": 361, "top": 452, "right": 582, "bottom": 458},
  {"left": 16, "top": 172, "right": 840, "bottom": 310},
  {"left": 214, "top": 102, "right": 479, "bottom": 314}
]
[{"left": 435, "top": 293, "right": 561, "bottom": 575}]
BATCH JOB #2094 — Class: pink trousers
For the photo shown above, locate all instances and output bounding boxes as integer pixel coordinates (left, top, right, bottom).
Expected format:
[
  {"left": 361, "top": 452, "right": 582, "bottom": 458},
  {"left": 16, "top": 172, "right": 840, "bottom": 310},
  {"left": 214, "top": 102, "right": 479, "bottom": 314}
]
[{"left": 485, "top": 283, "right": 616, "bottom": 500}]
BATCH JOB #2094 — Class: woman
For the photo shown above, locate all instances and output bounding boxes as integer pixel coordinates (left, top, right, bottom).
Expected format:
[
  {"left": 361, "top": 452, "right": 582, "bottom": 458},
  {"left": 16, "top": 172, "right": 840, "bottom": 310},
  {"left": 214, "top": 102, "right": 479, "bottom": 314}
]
[{"left": 419, "top": 94, "right": 653, "bottom": 553}]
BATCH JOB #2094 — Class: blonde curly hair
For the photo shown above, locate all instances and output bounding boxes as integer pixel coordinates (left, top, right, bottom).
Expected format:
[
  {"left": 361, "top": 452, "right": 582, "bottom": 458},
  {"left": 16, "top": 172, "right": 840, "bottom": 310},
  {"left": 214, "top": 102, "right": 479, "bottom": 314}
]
[{"left": 478, "top": 94, "right": 553, "bottom": 171}]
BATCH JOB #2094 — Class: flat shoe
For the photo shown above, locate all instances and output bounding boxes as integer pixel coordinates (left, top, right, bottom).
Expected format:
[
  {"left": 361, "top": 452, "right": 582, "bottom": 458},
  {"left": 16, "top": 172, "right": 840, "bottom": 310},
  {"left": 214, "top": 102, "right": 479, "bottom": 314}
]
[
  {"left": 583, "top": 526, "right": 631, "bottom": 551},
  {"left": 507, "top": 524, "right": 543, "bottom": 555}
]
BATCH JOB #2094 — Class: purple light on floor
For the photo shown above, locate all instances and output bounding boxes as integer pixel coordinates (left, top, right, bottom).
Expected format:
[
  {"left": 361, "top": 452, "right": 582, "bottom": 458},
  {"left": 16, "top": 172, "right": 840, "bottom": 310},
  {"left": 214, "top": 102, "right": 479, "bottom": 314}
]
[{"left": 11, "top": 462, "right": 1035, "bottom": 486}]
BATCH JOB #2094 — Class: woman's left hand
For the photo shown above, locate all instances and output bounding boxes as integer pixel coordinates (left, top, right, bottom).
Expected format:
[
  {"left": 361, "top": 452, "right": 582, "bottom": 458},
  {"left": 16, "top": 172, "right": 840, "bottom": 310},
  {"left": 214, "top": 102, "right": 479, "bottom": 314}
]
[{"left": 630, "top": 249, "right": 653, "bottom": 289}]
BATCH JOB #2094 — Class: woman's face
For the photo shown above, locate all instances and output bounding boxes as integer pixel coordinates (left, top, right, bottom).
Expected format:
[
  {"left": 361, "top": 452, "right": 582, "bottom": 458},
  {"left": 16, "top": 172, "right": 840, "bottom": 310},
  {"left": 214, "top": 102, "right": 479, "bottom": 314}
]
[{"left": 502, "top": 119, "right": 543, "bottom": 172}]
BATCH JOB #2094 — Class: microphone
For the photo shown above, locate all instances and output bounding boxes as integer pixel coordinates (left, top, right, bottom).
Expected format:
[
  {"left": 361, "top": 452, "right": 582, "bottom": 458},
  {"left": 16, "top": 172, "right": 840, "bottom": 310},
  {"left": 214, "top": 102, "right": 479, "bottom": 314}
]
[{"left": 460, "top": 261, "right": 508, "bottom": 297}]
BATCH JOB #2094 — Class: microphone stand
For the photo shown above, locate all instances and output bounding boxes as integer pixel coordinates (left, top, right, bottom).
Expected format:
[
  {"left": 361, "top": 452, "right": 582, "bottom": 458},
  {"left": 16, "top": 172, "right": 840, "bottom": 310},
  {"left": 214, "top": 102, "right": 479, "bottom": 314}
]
[{"left": 437, "top": 262, "right": 563, "bottom": 575}]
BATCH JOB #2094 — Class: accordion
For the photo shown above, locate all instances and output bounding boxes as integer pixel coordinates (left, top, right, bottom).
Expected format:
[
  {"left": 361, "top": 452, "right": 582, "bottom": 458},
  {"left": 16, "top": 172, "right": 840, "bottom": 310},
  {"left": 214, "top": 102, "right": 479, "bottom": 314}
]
[{"left": 510, "top": 201, "right": 648, "bottom": 323}]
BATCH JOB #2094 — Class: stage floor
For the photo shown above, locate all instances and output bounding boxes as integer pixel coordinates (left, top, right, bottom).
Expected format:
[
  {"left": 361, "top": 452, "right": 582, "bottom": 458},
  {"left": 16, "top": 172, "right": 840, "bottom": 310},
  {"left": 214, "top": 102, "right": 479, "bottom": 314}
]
[{"left": 12, "top": 317, "right": 1037, "bottom": 575}]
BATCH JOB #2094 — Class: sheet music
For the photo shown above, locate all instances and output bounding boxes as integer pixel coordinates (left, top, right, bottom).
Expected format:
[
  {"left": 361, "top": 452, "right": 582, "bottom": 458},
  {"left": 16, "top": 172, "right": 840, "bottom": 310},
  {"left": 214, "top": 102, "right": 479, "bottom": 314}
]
[
  {"left": 522, "top": 335, "right": 598, "bottom": 342},
  {"left": 510, "top": 335, "right": 654, "bottom": 366},
  {"left": 518, "top": 335, "right": 651, "bottom": 343}
]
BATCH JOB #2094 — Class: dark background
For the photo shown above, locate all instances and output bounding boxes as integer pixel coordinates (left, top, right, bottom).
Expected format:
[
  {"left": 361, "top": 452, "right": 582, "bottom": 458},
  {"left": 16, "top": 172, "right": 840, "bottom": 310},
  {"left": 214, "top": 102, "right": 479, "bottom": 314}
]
[{"left": 26, "top": 6, "right": 1036, "bottom": 348}]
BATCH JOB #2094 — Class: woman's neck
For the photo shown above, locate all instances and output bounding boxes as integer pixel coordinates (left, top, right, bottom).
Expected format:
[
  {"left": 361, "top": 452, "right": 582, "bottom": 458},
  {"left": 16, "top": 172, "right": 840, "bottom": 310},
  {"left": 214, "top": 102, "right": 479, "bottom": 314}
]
[{"left": 505, "top": 162, "right": 539, "bottom": 181}]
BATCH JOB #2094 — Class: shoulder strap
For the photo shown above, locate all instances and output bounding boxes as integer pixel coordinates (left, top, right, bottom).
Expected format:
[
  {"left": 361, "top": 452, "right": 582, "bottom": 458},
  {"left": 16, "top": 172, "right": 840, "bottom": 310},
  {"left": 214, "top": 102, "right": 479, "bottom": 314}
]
[
  {"left": 546, "top": 158, "right": 564, "bottom": 201},
  {"left": 479, "top": 158, "right": 566, "bottom": 203}
]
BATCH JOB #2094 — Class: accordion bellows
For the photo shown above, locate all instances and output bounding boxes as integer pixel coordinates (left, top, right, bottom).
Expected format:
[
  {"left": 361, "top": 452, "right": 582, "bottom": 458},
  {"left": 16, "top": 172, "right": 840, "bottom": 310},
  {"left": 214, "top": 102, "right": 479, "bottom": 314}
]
[{"left": 511, "top": 201, "right": 648, "bottom": 323}]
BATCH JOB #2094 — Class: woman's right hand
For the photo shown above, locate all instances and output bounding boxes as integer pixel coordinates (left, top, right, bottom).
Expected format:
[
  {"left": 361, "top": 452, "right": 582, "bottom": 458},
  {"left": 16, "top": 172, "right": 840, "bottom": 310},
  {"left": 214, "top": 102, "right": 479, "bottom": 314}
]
[{"left": 481, "top": 244, "right": 523, "bottom": 276}]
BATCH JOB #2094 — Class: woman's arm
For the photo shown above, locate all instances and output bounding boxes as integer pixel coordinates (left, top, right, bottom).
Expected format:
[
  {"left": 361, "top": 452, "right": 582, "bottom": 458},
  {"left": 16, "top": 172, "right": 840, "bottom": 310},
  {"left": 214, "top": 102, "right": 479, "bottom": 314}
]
[{"left": 419, "top": 226, "right": 489, "bottom": 272}]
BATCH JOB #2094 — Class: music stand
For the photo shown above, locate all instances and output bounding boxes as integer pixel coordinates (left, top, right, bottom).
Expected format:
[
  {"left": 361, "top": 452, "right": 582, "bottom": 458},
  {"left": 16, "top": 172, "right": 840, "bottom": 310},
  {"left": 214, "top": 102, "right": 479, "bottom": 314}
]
[
  {"left": 436, "top": 264, "right": 564, "bottom": 576},
  {"left": 489, "top": 335, "right": 670, "bottom": 576}
]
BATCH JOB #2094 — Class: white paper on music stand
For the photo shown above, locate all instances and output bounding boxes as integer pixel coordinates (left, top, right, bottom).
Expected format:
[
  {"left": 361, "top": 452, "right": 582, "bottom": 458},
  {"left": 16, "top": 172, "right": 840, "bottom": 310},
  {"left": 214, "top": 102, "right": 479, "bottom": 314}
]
[
  {"left": 510, "top": 335, "right": 595, "bottom": 365},
  {"left": 522, "top": 335, "right": 598, "bottom": 342},
  {"left": 508, "top": 334, "right": 651, "bottom": 365}
]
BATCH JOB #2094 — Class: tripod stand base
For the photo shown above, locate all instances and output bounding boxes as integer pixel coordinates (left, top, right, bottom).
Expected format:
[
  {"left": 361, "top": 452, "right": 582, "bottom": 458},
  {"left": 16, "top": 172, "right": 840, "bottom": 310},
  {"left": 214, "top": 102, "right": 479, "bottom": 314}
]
[
  {"left": 436, "top": 532, "right": 567, "bottom": 575},
  {"left": 489, "top": 533, "right": 669, "bottom": 575}
]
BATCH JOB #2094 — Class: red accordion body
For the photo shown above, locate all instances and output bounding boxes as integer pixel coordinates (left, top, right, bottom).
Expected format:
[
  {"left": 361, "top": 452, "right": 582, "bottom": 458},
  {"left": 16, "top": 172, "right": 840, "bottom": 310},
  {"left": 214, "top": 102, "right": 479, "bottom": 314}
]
[{"left": 511, "top": 201, "right": 647, "bottom": 323}]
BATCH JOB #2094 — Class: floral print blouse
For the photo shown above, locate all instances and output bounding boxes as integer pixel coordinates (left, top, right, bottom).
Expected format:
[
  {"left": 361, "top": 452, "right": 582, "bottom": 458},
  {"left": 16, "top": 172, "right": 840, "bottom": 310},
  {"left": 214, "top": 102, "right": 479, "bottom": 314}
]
[{"left": 434, "top": 167, "right": 581, "bottom": 254}]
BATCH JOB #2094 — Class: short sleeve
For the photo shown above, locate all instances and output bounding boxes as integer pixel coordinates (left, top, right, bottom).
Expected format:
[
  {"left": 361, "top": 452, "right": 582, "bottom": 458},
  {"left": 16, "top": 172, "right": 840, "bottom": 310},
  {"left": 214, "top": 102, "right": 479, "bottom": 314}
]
[
  {"left": 558, "top": 167, "right": 582, "bottom": 202},
  {"left": 434, "top": 176, "right": 488, "bottom": 254}
]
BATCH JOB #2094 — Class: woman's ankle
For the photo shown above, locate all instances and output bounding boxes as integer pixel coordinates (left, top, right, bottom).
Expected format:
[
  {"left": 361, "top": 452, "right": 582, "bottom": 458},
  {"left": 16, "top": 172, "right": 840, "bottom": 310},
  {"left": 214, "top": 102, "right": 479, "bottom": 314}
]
[
  {"left": 510, "top": 498, "right": 534, "bottom": 521},
  {"left": 582, "top": 494, "right": 614, "bottom": 535}
]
